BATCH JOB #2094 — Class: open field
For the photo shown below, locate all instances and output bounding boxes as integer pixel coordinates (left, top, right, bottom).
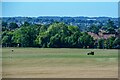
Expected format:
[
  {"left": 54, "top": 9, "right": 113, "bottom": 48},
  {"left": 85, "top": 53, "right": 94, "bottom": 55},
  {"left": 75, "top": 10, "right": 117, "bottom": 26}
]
[{"left": 2, "top": 48, "right": 118, "bottom": 78}]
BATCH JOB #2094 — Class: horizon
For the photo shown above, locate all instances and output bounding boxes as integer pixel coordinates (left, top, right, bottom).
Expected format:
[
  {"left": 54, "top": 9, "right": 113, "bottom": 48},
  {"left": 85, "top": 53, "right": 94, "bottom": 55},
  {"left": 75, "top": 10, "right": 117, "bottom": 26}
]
[
  {"left": 1, "top": 16, "right": 118, "bottom": 18},
  {"left": 2, "top": 0, "right": 119, "bottom": 2},
  {"left": 2, "top": 2, "right": 118, "bottom": 18}
]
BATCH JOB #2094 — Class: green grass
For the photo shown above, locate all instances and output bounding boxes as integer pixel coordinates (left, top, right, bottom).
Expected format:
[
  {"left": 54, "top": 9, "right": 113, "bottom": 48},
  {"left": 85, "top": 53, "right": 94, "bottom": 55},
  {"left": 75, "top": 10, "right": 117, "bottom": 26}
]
[
  {"left": 2, "top": 48, "right": 118, "bottom": 78},
  {"left": 2, "top": 48, "right": 118, "bottom": 58},
  {"left": 2, "top": 48, "right": 118, "bottom": 67}
]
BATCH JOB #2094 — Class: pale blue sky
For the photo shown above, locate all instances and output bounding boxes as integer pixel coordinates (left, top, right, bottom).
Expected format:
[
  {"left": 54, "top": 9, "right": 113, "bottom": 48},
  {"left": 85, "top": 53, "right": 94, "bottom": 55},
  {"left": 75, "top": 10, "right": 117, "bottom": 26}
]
[{"left": 2, "top": 2, "right": 118, "bottom": 17}]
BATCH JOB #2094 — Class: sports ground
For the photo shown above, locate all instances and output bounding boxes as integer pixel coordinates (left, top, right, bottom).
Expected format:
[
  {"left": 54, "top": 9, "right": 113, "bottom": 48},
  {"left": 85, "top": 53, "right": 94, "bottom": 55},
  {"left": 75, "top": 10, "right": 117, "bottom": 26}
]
[{"left": 2, "top": 48, "right": 118, "bottom": 78}]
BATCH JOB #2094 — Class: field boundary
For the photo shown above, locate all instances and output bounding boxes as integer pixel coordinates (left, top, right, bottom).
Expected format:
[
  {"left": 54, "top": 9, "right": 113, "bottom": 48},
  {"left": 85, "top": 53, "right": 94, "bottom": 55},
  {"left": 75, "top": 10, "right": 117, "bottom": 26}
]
[{"left": 1, "top": 78, "right": 119, "bottom": 80}]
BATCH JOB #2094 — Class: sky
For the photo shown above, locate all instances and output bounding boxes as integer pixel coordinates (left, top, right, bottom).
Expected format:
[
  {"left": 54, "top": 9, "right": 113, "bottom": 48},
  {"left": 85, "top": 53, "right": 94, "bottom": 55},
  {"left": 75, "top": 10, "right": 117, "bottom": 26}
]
[
  {"left": 2, "top": 2, "right": 118, "bottom": 17},
  {"left": 2, "top": 0, "right": 120, "bottom": 2}
]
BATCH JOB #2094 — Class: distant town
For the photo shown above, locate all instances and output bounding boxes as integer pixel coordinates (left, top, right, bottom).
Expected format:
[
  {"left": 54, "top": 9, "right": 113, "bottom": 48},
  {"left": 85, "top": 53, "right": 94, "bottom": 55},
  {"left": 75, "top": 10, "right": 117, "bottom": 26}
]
[
  {"left": 1, "top": 16, "right": 119, "bottom": 30},
  {"left": 1, "top": 16, "right": 120, "bottom": 49}
]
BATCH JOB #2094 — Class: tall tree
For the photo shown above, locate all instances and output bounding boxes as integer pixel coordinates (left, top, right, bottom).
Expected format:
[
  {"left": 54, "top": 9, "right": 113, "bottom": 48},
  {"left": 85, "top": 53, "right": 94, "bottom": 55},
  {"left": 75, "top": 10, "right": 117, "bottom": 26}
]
[
  {"left": 97, "top": 39, "right": 104, "bottom": 49},
  {"left": 13, "top": 25, "right": 38, "bottom": 47},
  {"left": 2, "top": 31, "right": 13, "bottom": 47}
]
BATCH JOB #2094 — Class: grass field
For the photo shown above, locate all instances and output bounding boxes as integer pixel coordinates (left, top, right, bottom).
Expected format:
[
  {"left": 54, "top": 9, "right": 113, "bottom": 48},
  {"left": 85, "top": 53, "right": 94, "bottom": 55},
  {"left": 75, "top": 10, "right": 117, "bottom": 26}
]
[{"left": 2, "top": 48, "right": 118, "bottom": 78}]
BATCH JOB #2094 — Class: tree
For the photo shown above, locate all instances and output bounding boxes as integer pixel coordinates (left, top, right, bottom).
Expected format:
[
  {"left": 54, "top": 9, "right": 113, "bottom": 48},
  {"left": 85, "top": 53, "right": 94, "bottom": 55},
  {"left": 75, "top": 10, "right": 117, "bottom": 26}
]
[
  {"left": 87, "top": 25, "right": 99, "bottom": 34},
  {"left": 107, "top": 19, "right": 116, "bottom": 28},
  {"left": 23, "top": 22, "right": 30, "bottom": 26},
  {"left": 2, "top": 21, "right": 8, "bottom": 31},
  {"left": 9, "top": 22, "right": 18, "bottom": 30},
  {"left": 2, "top": 20, "right": 118, "bottom": 49},
  {"left": 40, "top": 25, "right": 47, "bottom": 33},
  {"left": 107, "top": 27, "right": 115, "bottom": 34},
  {"left": 102, "top": 19, "right": 116, "bottom": 32},
  {"left": 113, "top": 37, "right": 120, "bottom": 49},
  {"left": 2, "top": 31, "right": 13, "bottom": 47},
  {"left": 105, "top": 19, "right": 116, "bottom": 34},
  {"left": 13, "top": 25, "right": 39, "bottom": 47},
  {"left": 36, "top": 22, "right": 82, "bottom": 48},
  {"left": 104, "top": 37, "right": 115, "bottom": 49},
  {"left": 78, "top": 32, "right": 94, "bottom": 48},
  {"left": 2, "top": 21, "right": 8, "bottom": 27},
  {"left": 97, "top": 39, "right": 104, "bottom": 49},
  {"left": 48, "top": 34, "right": 61, "bottom": 48}
]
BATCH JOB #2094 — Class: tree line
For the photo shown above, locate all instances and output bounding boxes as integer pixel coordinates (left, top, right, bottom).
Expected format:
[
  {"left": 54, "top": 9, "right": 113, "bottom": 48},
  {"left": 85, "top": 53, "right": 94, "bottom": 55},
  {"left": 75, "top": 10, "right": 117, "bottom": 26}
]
[
  {"left": 2, "top": 16, "right": 118, "bottom": 31},
  {"left": 1, "top": 20, "right": 120, "bottom": 49}
]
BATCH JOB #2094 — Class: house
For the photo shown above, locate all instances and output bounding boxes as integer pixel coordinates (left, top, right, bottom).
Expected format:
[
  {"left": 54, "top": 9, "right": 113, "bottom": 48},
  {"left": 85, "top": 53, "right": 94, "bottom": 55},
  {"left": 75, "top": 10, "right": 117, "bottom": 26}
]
[{"left": 88, "top": 31, "right": 115, "bottom": 40}]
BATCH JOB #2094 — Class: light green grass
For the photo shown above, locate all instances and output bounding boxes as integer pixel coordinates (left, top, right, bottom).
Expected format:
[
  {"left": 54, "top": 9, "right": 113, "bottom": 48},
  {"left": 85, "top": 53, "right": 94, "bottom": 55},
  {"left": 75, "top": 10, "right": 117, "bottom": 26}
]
[
  {"left": 2, "top": 48, "right": 118, "bottom": 66},
  {"left": 2, "top": 48, "right": 118, "bottom": 78},
  {"left": 2, "top": 48, "right": 118, "bottom": 58}
]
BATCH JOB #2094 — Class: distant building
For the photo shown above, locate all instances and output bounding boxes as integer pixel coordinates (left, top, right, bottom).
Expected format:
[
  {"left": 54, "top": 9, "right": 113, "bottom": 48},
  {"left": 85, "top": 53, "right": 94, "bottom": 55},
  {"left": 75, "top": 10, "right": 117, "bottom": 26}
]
[
  {"left": 88, "top": 32, "right": 100, "bottom": 40},
  {"left": 88, "top": 31, "right": 115, "bottom": 40},
  {"left": 87, "top": 19, "right": 96, "bottom": 21}
]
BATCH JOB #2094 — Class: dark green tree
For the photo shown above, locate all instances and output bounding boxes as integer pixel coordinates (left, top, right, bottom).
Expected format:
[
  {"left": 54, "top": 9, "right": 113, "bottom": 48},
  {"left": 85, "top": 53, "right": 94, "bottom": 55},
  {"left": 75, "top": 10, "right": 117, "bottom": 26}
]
[
  {"left": 9, "top": 22, "right": 18, "bottom": 30},
  {"left": 97, "top": 39, "right": 104, "bottom": 49},
  {"left": 113, "top": 37, "right": 120, "bottom": 49},
  {"left": 2, "top": 31, "right": 13, "bottom": 47},
  {"left": 13, "top": 25, "right": 38, "bottom": 47},
  {"left": 2, "top": 21, "right": 8, "bottom": 31},
  {"left": 87, "top": 25, "right": 99, "bottom": 34}
]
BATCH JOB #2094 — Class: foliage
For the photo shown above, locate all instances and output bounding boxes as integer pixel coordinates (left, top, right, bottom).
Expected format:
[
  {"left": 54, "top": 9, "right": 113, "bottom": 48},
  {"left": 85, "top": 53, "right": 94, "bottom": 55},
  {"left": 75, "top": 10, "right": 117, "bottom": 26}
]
[
  {"left": 9, "top": 22, "right": 18, "bottom": 30},
  {"left": 2, "top": 19, "right": 120, "bottom": 49},
  {"left": 2, "top": 31, "right": 13, "bottom": 47},
  {"left": 87, "top": 25, "right": 99, "bottom": 34},
  {"left": 35, "top": 22, "right": 94, "bottom": 48},
  {"left": 12, "top": 25, "right": 39, "bottom": 47}
]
